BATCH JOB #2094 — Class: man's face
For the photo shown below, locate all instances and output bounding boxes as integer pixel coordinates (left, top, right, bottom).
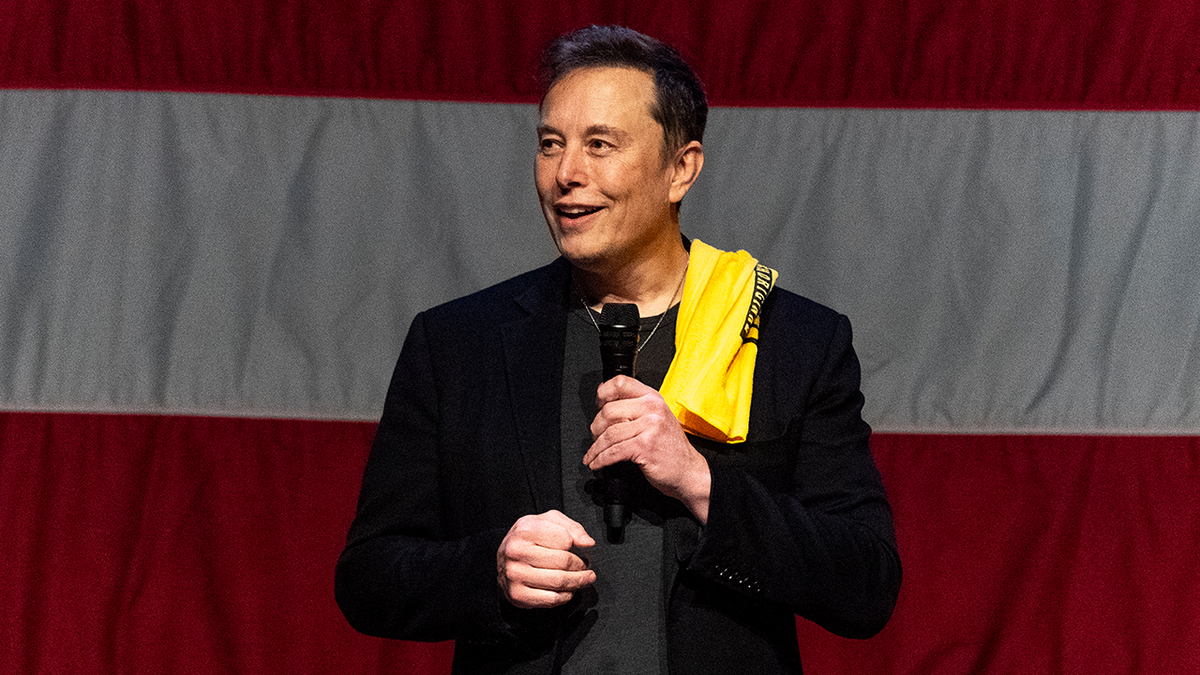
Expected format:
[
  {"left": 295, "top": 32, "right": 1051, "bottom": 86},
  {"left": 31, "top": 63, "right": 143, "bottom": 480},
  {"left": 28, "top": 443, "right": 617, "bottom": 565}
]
[{"left": 536, "top": 66, "right": 679, "bottom": 272}]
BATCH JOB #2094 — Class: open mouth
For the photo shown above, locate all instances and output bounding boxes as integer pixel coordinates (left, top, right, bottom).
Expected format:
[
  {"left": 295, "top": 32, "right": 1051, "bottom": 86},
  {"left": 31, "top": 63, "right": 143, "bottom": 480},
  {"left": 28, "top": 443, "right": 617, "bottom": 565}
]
[{"left": 556, "top": 205, "right": 603, "bottom": 220}]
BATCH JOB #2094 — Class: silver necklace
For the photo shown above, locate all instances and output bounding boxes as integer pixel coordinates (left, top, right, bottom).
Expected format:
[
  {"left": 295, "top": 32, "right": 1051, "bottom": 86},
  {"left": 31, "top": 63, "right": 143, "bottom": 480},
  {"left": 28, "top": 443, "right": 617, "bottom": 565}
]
[{"left": 579, "top": 254, "right": 689, "bottom": 354}]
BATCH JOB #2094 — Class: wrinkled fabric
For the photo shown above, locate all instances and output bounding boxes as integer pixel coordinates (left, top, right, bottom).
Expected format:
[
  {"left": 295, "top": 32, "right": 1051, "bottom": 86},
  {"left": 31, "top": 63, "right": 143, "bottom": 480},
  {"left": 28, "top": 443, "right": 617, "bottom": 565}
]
[
  {"left": 3, "top": 92, "right": 1199, "bottom": 432},
  {"left": 661, "top": 239, "right": 777, "bottom": 443}
]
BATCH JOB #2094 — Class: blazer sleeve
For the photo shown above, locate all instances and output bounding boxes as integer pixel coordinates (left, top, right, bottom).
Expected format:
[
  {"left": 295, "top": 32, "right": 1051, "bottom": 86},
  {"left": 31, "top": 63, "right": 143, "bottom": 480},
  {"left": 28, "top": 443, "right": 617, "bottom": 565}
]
[
  {"left": 683, "top": 306, "right": 902, "bottom": 639},
  {"left": 334, "top": 311, "right": 541, "bottom": 648}
]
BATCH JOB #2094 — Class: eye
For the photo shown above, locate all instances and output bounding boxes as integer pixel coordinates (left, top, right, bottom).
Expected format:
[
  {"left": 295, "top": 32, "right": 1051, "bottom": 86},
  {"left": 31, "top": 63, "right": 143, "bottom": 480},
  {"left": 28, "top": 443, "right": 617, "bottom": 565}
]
[
  {"left": 538, "top": 137, "right": 562, "bottom": 155},
  {"left": 587, "top": 138, "right": 613, "bottom": 153}
]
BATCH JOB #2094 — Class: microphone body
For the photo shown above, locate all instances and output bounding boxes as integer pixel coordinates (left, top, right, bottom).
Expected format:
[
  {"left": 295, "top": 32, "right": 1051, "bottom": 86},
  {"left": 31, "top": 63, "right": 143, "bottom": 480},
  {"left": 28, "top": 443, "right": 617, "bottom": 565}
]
[
  {"left": 598, "top": 303, "right": 639, "bottom": 381},
  {"left": 596, "top": 303, "right": 640, "bottom": 544}
]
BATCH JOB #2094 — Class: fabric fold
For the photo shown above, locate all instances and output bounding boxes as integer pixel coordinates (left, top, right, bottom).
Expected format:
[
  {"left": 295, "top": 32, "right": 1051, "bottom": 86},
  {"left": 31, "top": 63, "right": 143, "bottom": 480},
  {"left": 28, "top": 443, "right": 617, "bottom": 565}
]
[{"left": 661, "top": 239, "right": 777, "bottom": 443}]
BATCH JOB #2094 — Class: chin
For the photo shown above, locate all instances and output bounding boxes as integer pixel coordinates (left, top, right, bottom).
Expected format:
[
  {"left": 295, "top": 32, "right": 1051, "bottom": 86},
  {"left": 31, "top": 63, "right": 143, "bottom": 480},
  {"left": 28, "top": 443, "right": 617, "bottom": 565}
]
[
  {"left": 552, "top": 232, "right": 592, "bottom": 260},
  {"left": 557, "top": 244, "right": 610, "bottom": 272}
]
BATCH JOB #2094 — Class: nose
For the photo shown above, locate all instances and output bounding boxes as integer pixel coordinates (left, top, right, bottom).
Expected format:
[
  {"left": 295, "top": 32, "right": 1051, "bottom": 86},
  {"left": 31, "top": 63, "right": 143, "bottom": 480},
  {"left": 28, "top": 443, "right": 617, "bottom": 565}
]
[{"left": 556, "top": 143, "right": 587, "bottom": 190}]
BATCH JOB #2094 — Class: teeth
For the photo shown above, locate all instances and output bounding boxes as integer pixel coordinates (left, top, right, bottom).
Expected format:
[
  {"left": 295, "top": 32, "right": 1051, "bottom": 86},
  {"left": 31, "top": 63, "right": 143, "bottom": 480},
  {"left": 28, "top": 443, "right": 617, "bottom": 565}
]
[{"left": 559, "top": 206, "right": 600, "bottom": 216}]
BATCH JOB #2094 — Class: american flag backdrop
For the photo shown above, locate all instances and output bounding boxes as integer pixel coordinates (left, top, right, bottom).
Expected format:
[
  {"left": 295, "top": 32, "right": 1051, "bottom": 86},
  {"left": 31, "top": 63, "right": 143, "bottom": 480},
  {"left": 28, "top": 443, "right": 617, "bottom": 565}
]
[{"left": 2, "top": 1, "right": 1199, "bottom": 673}]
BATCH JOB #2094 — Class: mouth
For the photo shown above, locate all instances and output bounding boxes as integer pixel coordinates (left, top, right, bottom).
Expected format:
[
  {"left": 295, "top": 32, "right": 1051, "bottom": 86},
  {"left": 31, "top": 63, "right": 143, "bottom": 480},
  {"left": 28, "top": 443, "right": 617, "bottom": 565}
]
[{"left": 555, "top": 204, "right": 604, "bottom": 220}]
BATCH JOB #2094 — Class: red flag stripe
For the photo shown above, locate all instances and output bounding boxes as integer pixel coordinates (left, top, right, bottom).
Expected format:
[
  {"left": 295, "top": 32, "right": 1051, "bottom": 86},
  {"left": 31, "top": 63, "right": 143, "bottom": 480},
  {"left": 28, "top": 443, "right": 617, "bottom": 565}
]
[
  {"left": 3, "top": 0, "right": 1200, "bottom": 109},
  {"left": 2, "top": 410, "right": 1196, "bottom": 673}
]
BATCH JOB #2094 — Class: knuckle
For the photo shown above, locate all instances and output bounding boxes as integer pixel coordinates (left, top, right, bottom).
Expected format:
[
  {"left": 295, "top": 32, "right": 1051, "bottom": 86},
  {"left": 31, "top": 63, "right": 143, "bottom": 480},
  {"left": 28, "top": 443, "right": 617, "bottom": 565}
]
[
  {"left": 501, "top": 560, "right": 520, "bottom": 581},
  {"left": 504, "top": 539, "right": 532, "bottom": 561},
  {"left": 552, "top": 571, "right": 578, "bottom": 591}
]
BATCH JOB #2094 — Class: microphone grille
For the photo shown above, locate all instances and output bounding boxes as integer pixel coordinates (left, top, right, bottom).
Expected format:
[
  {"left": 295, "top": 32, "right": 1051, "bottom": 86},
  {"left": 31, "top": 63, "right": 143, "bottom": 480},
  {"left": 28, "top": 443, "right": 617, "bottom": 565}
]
[{"left": 598, "top": 303, "right": 640, "bottom": 327}]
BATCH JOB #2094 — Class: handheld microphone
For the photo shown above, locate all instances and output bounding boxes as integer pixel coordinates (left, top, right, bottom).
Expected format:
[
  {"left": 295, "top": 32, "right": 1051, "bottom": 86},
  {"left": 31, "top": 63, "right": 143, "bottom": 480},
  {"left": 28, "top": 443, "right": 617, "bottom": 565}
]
[
  {"left": 597, "top": 303, "right": 640, "bottom": 544},
  {"left": 598, "top": 303, "right": 639, "bottom": 381}
]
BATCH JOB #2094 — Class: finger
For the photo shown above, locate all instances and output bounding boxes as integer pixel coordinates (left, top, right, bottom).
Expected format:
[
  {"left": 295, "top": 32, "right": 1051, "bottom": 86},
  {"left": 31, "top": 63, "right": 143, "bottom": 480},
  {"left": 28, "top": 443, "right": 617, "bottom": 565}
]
[
  {"left": 512, "top": 566, "right": 596, "bottom": 594},
  {"left": 537, "top": 509, "right": 595, "bottom": 548},
  {"left": 591, "top": 396, "right": 640, "bottom": 426},
  {"left": 507, "top": 587, "right": 574, "bottom": 609},
  {"left": 589, "top": 395, "right": 659, "bottom": 444},
  {"left": 507, "top": 569, "right": 595, "bottom": 609},
  {"left": 510, "top": 512, "right": 584, "bottom": 551},
  {"left": 503, "top": 563, "right": 596, "bottom": 609},
  {"left": 580, "top": 403, "right": 648, "bottom": 456},
  {"left": 583, "top": 418, "right": 647, "bottom": 469},
  {"left": 508, "top": 544, "right": 589, "bottom": 573},
  {"left": 595, "top": 374, "right": 653, "bottom": 407}
]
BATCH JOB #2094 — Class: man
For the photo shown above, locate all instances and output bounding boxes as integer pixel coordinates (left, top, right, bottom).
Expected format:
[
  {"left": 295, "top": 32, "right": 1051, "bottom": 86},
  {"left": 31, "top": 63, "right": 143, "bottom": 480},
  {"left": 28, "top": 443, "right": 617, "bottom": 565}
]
[{"left": 336, "top": 25, "right": 900, "bottom": 674}]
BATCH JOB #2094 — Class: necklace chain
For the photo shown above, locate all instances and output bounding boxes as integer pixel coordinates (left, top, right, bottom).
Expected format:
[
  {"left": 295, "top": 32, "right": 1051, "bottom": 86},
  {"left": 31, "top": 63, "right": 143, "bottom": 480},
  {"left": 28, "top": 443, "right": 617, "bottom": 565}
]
[{"left": 579, "top": 254, "right": 689, "bottom": 354}]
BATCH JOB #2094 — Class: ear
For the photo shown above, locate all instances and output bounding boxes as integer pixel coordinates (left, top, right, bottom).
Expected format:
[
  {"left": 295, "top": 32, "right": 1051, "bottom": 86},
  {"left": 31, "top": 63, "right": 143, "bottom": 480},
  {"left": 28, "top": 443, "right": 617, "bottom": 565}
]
[{"left": 668, "top": 140, "right": 705, "bottom": 204}]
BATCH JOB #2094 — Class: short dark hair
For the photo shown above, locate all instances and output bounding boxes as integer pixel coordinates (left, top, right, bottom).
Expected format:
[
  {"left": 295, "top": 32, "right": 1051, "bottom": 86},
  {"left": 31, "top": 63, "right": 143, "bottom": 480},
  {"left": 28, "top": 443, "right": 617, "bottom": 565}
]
[{"left": 538, "top": 25, "right": 708, "bottom": 155}]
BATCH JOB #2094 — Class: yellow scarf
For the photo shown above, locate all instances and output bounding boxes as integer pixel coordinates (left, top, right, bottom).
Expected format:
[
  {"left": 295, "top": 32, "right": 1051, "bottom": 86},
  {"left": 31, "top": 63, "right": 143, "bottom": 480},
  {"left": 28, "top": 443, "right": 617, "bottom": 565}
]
[{"left": 660, "top": 239, "right": 777, "bottom": 444}]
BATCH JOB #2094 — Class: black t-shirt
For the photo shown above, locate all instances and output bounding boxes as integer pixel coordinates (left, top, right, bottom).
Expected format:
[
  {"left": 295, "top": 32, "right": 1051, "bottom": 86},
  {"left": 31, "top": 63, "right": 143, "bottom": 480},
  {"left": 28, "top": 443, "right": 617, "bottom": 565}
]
[{"left": 558, "top": 302, "right": 679, "bottom": 674}]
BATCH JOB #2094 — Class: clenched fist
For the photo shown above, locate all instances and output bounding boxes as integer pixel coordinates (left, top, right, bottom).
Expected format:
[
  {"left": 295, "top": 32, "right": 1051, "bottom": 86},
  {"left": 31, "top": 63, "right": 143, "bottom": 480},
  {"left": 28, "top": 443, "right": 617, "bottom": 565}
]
[{"left": 497, "top": 510, "right": 596, "bottom": 609}]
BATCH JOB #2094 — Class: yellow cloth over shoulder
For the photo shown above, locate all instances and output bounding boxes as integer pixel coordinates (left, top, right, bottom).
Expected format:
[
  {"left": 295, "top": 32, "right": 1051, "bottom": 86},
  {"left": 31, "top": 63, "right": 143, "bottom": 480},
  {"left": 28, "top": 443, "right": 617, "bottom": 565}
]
[{"left": 660, "top": 239, "right": 777, "bottom": 444}]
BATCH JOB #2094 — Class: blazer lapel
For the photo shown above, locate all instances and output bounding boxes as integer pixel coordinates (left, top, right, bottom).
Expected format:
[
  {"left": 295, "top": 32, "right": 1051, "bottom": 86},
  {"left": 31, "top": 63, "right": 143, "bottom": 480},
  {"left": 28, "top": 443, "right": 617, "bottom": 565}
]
[{"left": 499, "top": 260, "right": 570, "bottom": 513}]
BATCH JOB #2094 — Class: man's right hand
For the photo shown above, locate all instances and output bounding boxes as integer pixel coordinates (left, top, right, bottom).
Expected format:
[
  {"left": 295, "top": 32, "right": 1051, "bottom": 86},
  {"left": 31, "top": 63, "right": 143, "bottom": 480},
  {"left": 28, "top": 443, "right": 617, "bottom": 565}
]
[{"left": 497, "top": 510, "right": 596, "bottom": 609}]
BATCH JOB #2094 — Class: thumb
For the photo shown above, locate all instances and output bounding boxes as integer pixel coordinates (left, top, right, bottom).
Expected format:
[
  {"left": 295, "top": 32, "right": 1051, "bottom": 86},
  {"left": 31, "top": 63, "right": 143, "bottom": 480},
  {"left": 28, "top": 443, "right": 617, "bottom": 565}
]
[{"left": 545, "top": 509, "right": 595, "bottom": 548}]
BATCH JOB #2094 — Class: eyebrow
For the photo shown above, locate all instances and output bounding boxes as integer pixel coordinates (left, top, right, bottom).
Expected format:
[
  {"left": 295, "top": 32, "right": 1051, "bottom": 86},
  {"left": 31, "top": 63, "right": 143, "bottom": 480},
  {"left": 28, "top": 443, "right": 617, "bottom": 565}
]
[
  {"left": 536, "top": 123, "right": 629, "bottom": 141},
  {"left": 583, "top": 124, "right": 626, "bottom": 139}
]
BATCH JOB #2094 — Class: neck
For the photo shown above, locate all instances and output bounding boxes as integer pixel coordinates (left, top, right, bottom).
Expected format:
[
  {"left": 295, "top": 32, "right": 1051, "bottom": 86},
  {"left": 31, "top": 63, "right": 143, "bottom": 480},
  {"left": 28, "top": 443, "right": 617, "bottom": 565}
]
[{"left": 574, "top": 240, "right": 690, "bottom": 317}]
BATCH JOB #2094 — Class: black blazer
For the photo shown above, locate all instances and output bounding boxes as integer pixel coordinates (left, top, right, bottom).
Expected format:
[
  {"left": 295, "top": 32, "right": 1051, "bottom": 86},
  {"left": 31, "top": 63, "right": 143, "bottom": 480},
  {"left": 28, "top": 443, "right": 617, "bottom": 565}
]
[{"left": 336, "top": 257, "right": 901, "bottom": 674}]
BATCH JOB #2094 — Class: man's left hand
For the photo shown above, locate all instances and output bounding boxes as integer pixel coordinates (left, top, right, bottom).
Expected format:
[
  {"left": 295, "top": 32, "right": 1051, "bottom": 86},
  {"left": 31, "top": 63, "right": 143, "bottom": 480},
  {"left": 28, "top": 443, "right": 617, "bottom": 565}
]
[{"left": 585, "top": 375, "right": 711, "bottom": 523}]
